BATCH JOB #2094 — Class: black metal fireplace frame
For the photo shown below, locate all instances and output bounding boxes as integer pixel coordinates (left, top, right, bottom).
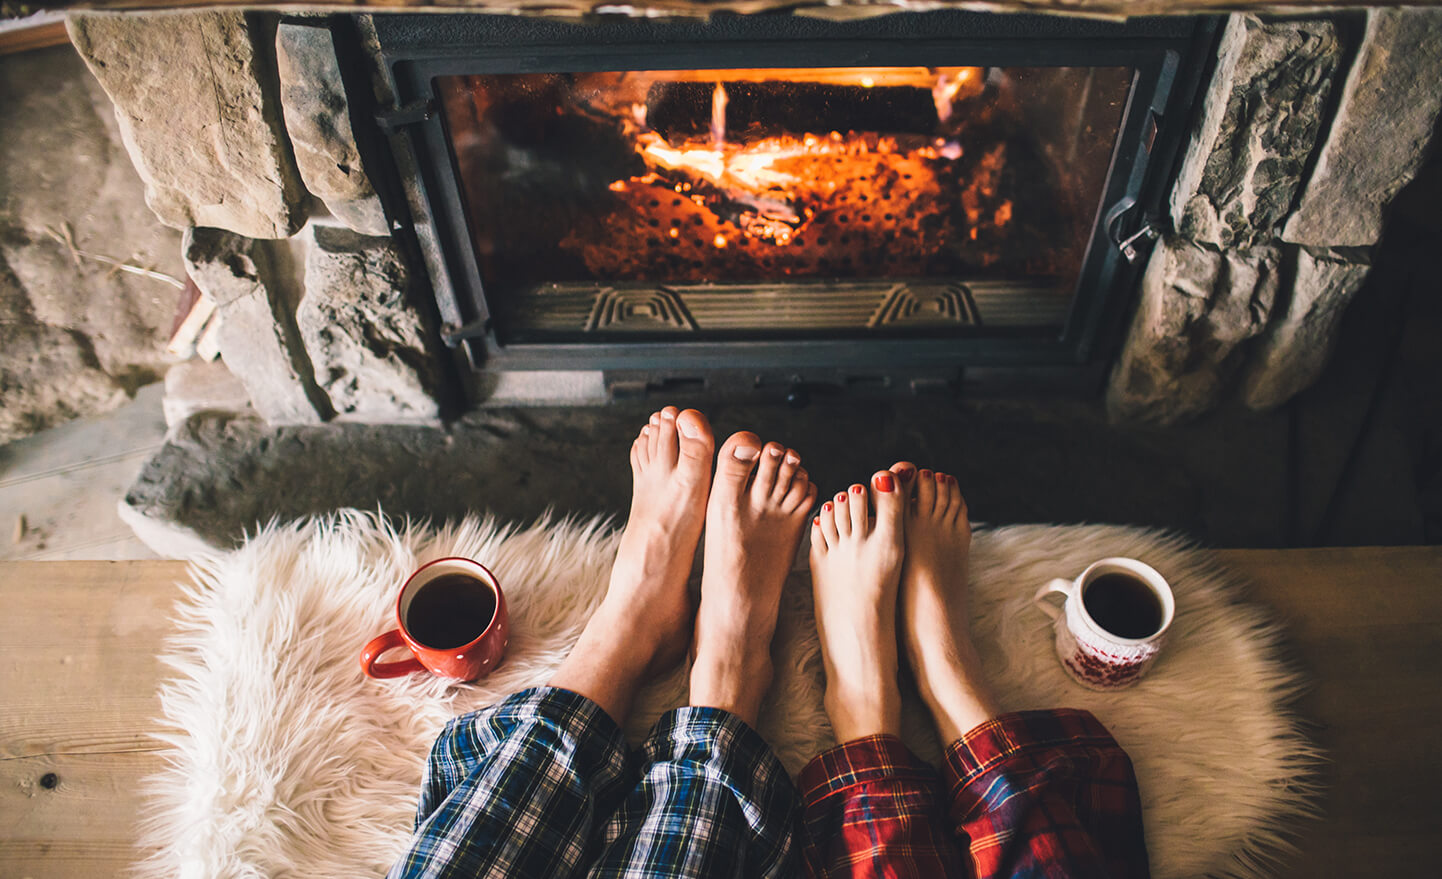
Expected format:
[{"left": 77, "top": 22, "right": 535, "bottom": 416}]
[{"left": 370, "top": 11, "right": 1218, "bottom": 391}]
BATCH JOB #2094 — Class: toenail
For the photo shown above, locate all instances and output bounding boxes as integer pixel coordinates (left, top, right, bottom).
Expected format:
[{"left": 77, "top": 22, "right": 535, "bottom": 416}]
[
  {"left": 768, "top": 446, "right": 782, "bottom": 457},
  {"left": 813, "top": 516, "right": 821, "bottom": 526},
  {"left": 919, "top": 469, "right": 933, "bottom": 480},
  {"left": 679, "top": 419, "right": 701, "bottom": 439},
  {"left": 898, "top": 468, "right": 914, "bottom": 482},
  {"left": 935, "top": 472, "right": 947, "bottom": 482},
  {"left": 733, "top": 445, "right": 760, "bottom": 460},
  {"left": 874, "top": 473, "right": 894, "bottom": 493},
  {"left": 823, "top": 502, "right": 832, "bottom": 512},
  {"left": 661, "top": 410, "right": 675, "bottom": 420},
  {"left": 836, "top": 493, "right": 847, "bottom": 503},
  {"left": 785, "top": 453, "right": 800, "bottom": 464},
  {"left": 850, "top": 485, "right": 864, "bottom": 495}
]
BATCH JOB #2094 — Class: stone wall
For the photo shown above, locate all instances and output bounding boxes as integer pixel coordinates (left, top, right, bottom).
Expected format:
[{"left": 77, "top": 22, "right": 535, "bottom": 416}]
[
  {"left": 1109, "top": 9, "right": 1442, "bottom": 425},
  {"left": 0, "top": 43, "right": 182, "bottom": 445},
  {"left": 66, "top": 12, "right": 446, "bottom": 427}
]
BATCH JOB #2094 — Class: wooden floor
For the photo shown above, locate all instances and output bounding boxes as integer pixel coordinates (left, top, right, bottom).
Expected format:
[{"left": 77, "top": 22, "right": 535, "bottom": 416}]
[{"left": 2, "top": 548, "right": 1440, "bottom": 877}]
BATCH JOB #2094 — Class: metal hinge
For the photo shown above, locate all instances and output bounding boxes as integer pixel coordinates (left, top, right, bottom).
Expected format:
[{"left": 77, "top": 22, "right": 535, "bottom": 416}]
[
  {"left": 1116, "top": 223, "right": 1160, "bottom": 263},
  {"left": 440, "top": 319, "right": 489, "bottom": 349},
  {"left": 375, "top": 100, "right": 435, "bottom": 134}
]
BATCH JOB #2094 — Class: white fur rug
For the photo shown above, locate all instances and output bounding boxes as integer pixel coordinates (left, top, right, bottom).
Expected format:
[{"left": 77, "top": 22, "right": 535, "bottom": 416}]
[{"left": 138, "top": 510, "right": 1318, "bottom": 879}]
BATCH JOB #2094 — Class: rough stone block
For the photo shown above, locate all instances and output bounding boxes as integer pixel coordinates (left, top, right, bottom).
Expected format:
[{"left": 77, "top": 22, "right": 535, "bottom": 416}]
[
  {"left": 184, "top": 228, "right": 330, "bottom": 423},
  {"left": 1240, "top": 247, "right": 1372, "bottom": 410},
  {"left": 1283, "top": 9, "right": 1442, "bottom": 247},
  {"left": 298, "top": 226, "right": 442, "bottom": 422},
  {"left": 1107, "top": 237, "right": 1279, "bottom": 426},
  {"left": 276, "top": 23, "right": 389, "bottom": 237},
  {"left": 162, "top": 356, "right": 254, "bottom": 428},
  {"left": 1169, "top": 16, "right": 1341, "bottom": 249},
  {"left": 68, "top": 12, "right": 307, "bottom": 239}
]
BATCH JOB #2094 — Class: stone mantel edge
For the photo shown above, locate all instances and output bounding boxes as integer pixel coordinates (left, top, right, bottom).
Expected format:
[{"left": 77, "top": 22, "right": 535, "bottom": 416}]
[{"left": 8, "top": 0, "right": 1442, "bottom": 23}]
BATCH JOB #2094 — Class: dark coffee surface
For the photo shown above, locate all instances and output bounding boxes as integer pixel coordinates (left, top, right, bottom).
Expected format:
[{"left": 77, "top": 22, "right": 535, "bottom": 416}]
[
  {"left": 1082, "top": 573, "right": 1162, "bottom": 639},
  {"left": 407, "top": 574, "right": 497, "bottom": 649}
]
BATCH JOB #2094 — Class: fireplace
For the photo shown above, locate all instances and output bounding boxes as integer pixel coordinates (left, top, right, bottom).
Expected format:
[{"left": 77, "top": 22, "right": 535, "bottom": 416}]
[{"left": 370, "top": 12, "right": 1217, "bottom": 397}]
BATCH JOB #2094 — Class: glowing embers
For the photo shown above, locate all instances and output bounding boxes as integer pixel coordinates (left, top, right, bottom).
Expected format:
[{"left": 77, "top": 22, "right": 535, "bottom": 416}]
[{"left": 557, "top": 66, "right": 1037, "bottom": 282}]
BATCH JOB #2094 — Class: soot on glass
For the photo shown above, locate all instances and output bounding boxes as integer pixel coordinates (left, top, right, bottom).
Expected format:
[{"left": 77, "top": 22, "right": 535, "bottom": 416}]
[
  {"left": 1082, "top": 574, "right": 1162, "bottom": 640},
  {"left": 407, "top": 574, "right": 496, "bottom": 649}
]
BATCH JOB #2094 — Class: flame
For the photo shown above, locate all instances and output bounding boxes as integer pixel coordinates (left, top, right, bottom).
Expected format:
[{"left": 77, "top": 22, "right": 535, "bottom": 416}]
[{"left": 710, "top": 83, "right": 728, "bottom": 148}]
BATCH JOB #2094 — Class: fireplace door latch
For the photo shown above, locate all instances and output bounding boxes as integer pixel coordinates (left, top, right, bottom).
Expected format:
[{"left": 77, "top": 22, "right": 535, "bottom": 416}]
[
  {"left": 1104, "top": 197, "right": 1162, "bottom": 264},
  {"left": 375, "top": 100, "right": 436, "bottom": 134}
]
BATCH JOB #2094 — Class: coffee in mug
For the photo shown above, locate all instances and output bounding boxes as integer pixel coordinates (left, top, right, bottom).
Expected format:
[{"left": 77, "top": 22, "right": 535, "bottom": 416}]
[
  {"left": 360, "top": 558, "right": 508, "bottom": 681},
  {"left": 1034, "top": 558, "right": 1175, "bottom": 690}
]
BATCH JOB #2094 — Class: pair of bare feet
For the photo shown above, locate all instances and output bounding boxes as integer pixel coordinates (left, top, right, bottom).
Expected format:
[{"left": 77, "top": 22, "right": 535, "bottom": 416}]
[
  {"left": 549, "top": 407, "right": 816, "bottom": 729},
  {"left": 810, "top": 464, "right": 1000, "bottom": 745}
]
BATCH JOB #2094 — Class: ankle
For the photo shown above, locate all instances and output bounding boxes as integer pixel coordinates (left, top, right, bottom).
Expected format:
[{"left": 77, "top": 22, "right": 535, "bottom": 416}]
[{"left": 689, "top": 651, "right": 772, "bottom": 725}]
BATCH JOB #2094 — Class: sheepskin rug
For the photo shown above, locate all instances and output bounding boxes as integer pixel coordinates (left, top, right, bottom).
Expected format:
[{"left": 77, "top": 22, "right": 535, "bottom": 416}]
[{"left": 138, "top": 510, "right": 1318, "bottom": 879}]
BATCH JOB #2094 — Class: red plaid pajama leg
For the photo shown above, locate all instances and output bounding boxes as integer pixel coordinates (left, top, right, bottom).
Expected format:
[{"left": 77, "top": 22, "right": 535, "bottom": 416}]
[{"left": 799, "top": 734, "right": 968, "bottom": 878}]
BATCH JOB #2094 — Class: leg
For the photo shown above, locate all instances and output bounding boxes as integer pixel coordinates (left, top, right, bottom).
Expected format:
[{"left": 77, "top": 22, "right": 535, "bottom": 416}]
[
  {"left": 799, "top": 470, "right": 967, "bottom": 878},
  {"left": 589, "top": 432, "right": 815, "bottom": 879},
  {"left": 891, "top": 463, "right": 1000, "bottom": 744},
  {"left": 387, "top": 408, "right": 714, "bottom": 879},
  {"left": 892, "top": 464, "right": 1150, "bottom": 879}
]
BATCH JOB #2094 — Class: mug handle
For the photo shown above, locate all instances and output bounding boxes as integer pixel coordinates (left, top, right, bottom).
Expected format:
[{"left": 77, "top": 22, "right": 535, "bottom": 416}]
[
  {"left": 360, "top": 629, "right": 425, "bottom": 679},
  {"left": 1033, "top": 578, "right": 1075, "bottom": 621}
]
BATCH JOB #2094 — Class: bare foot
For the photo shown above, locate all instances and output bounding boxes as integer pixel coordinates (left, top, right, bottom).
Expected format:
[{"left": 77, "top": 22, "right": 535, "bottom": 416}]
[
  {"left": 809, "top": 471, "right": 905, "bottom": 742},
  {"left": 549, "top": 407, "right": 714, "bottom": 724},
  {"left": 891, "top": 462, "right": 1000, "bottom": 744},
  {"left": 690, "top": 432, "right": 817, "bottom": 728}
]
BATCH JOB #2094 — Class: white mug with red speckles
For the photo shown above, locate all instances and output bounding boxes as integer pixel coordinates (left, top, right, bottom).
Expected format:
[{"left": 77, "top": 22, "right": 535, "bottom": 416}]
[{"left": 1034, "top": 558, "right": 1175, "bottom": 691}]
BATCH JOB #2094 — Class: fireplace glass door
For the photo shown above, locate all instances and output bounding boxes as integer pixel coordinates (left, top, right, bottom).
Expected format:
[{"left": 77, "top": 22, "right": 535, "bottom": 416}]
[{"left": 436, "top": 65, "right": 1132, "bottom": 343}]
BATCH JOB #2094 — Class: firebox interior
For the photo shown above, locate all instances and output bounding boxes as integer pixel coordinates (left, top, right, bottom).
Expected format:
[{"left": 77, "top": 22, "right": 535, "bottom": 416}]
[{"left": 437, "top": 65, "right": 1132, "bottom": 343}]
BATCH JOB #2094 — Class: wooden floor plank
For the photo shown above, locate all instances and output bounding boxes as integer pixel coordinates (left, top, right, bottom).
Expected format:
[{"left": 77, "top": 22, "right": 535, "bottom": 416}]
[
  {"left": 1, "top": 551, "right": 1439, "bottom": 878},
  {"left": 1215, "top": 547, "right": 1442, "bottom": 877}
]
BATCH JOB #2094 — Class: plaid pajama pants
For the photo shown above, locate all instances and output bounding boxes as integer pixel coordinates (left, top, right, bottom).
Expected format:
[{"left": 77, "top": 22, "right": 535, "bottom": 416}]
[{"left": 386, "top": 686, "right": 798, "bottom": 879}]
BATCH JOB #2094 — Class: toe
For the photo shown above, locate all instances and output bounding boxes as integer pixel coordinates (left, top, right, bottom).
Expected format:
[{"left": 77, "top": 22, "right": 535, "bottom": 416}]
[
  {"left": 782, "top": 466, "right": 812, "bottom": 510},
  {"left": 715, "top": 431, "right": 762, "bottom": 492},
  {"left": 871, "top": 470, "right": 903, "bottom": 536},
  {"left": 916, "top": 468, "right": 936, "bottom": 515},
  {"left": 820, "top": 499, "right": 840, "bottom": 545},
  {"left": 772, "top": 449, "right": 800, "bottom": 503},
  {"left": 646, "top": 411, "right": 663, "bottom": 457},
  {"left": 675, "top": 409, "right": 715, "bottom": 469},
  {"left": 656, "top": 407, "right": 681, "bottom": 463},
  {"left": 933, "top": 471, "right": 953, "bottom": 516},
  {"left": 833, "top": 491, "right": 852, "bottom": 536},
  {"left": 752, "top": 442, "right": 786, "bottom": 504},
  {"left": 889, "top": 461, "right": 918, "bottom": 496},
  {"left": 848, "top": 483, "right": 869, "bottom": 535}
]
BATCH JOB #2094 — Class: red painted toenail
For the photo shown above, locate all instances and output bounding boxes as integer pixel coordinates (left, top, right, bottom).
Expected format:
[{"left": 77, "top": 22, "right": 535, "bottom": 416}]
[
  {"left": 850, "top": 485, "right": 864, "bottom": 495},
  {"left": 919, "top": 469, "right": 933, "bottom": 480},
  {"left": 898, "top": 468, "right": 914, "bottom": 482},
  {"left": 813, "top": 516, "right": 821, "bottom": 526},
  {"left": 823, "top": 502, "right": 832, "bottom": 512},
  {"left": 836, "top": 493, "right": 847, "bottom": 503},
  {"left": 935, "top": 472, "right": 947, "bottom": 482},
  {"left": 875, "top": 473, "right": 894, "bottom": 492}
]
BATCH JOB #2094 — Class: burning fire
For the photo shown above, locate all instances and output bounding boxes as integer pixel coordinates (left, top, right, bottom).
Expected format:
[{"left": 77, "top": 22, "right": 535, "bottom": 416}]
[{"left": 568, "top": 67, "right": 1022, "bottom": 277}]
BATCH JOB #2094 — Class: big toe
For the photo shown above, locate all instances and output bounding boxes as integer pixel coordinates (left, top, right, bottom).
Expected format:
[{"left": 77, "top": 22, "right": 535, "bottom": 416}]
[
  {"left": 871, "top": 470, "right": 904, "bottom": 534},
  {"left": 715, "top": 431, "right": 762, "bottom": 494},
  {"left": 675, "top": 409, "right": 715, "bottom": 470}
]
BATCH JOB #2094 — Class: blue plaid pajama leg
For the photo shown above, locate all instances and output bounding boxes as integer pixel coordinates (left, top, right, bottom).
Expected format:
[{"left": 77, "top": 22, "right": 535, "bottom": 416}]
[
  {"left": 387, "top": 686, "right": 633, "bottom": 879},
  {"left": 588, "top": 707, "right": 800, "bottom": 879}
]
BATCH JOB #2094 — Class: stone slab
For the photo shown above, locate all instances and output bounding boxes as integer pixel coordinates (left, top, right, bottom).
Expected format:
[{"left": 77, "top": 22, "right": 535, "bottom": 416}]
[
  {"left": 1169, "top": 15, "right": 1340, "bottom": 249},
  {"left": 1241, "top": 247, "right": 1372, "bottom": 411},
  {"left": 298, "top": 225, "right": 442, "bottom": 422},
  {"left": 183, "top": 227, "right": 330, "bottom": 423},
  {"left": 1107, "top": 236, "right": 1280, "bottom": 425},
  {"left": 276, "top": 22, "right": 388, "bottom": 236},
  {"left": 1283, "top": 8, "right": 1442, "bottom": 247},
  {"left": 67, "top": 12, "right": 307, "bottom": 239}
]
